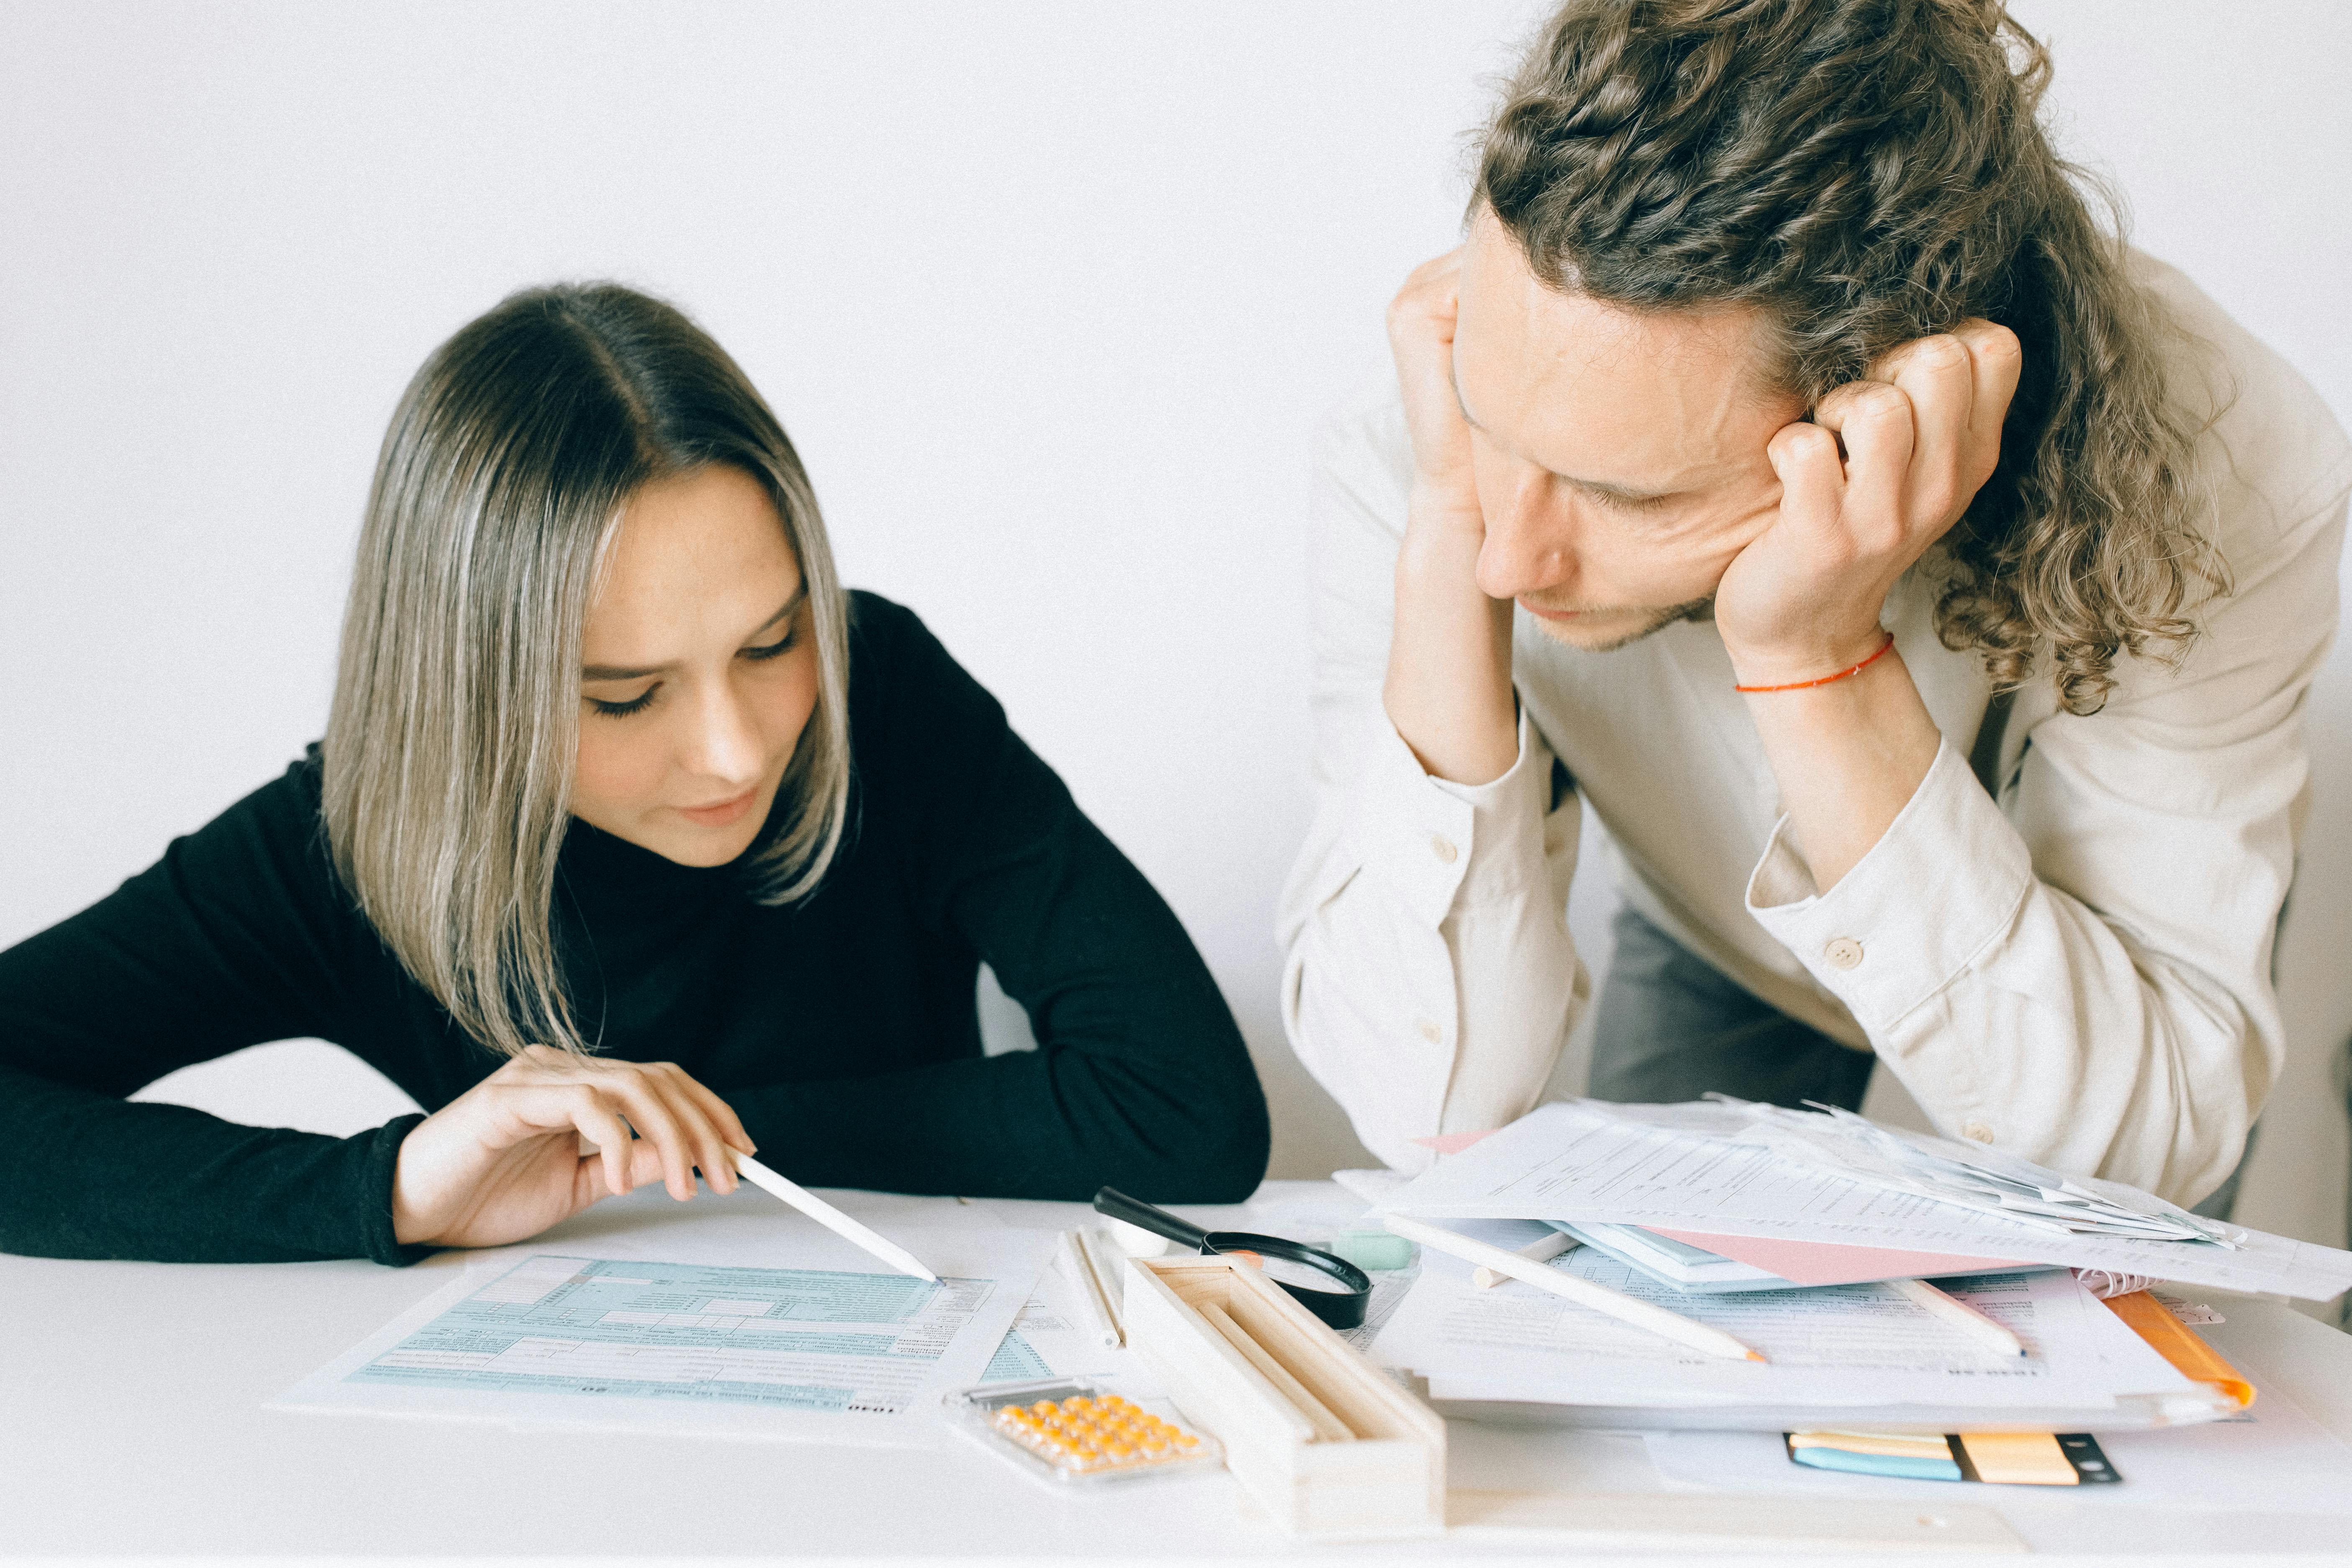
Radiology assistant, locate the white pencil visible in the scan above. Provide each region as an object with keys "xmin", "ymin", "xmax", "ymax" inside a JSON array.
[
  {"xmin": 1384, "ymin": 1214, "xmax": 1765, "ymax": 1363},
  {"xmin": 1076, "ymin": 1227, "xmax": 1128, "ymax": 1322},
  {"xmin": 1475, "ymin": 1230, "xmax": 1578, "ymax": 1288},
  {"xmin": 1888, "ymin": 1276, "xmax": 2025, "ymax": 1356},
  {"xmin": 729, "ymin": 1152, "xmax": 940, "ymax": 1283},
  {"xmin": 1059, "ymin": 1229, "xmax": 1122, "ymax": 1348}
]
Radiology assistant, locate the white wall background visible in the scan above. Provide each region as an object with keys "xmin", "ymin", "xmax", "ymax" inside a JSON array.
[{"xmin": 4, "ymin": 4, "xmax": 2348, "ymax": 1260}]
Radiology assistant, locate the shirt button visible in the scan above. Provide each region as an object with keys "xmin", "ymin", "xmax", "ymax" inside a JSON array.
[
  {"xmin": 1823, "ymin": 937, "xmax": 1865, "ymax": 971},
  {"xmin": 1961, "ymin": 1121, "xmax": 1996, "ymax": 1144},
  {"xmin": 1430, "ymin": 835, "xmax": 1459, "ymax": 865},
  {"xmin": 1417, "ymin": 1019, "xmax": 1443, "ymax": 1045}
]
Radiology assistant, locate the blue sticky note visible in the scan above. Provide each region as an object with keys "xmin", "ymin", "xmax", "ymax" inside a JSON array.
[{"xmin": 1790, "ymin": 1446, "xmax": 1964, "ymax": 1482}]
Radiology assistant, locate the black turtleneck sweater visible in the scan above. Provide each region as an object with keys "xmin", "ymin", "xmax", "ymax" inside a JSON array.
[{"xmin": 0, "ymin": 592, "xmax": 1268, "ymax": 1265}]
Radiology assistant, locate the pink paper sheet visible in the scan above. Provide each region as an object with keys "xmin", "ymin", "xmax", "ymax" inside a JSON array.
[
  {"xmin": 1408, "ymin": 1129, "xmax": 1498, "ymax": 1155},
  {"xmin": 1643, "ymin": 1227, "xmax": 2038, "ymax": 1286}
]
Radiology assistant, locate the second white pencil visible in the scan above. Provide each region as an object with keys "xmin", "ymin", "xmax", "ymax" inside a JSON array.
[
  {"xmin": 1474, "ymin": 1229, "xmax": 1578, "ymax": 1288},
  {"xmin": 1384, "ymin": 1214, "xmax": 1767, "ymax": 1363},
  {"xmin": 1888, "ymin": 1276, "xmax": 2026, "ymax": 1357},
  {"xmin": 1058, "ymin": 1228, "xmax": 1122, "ymax": 1349}
]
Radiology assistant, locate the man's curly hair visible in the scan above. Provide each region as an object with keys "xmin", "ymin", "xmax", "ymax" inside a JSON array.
[{"xmin": 1479, "ymin": 0, "xmax": 2223, "ymax": 714}]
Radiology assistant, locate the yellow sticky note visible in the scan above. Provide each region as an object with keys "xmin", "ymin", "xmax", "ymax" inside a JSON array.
[
  {"xmin": 1958, "ymin": 1432, "xmax": 2077, "ymax": 1485},
  {"xmin": 1790, "ymin": 1432, "xmax": 1954, "ymax": 1460}
]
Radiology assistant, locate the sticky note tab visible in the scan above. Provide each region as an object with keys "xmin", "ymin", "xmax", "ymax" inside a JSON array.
[
  {"xmin": 1791, "ymin": 1431, "xmax": 1955, "ymax": 1460},
  {"xmin": 1789, "ymin": 1445, "xmax": 1963, "ymax": 1482},
  {"xmin": 1957, "ymin": 1432, "xmax": 2077, "ymax": 1485}
]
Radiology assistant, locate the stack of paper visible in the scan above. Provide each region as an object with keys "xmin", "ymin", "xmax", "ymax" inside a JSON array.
[
  {"xmin": 1733, "ymin": 1101, "xmax": 2236, "ymax": 1245},
  {"xmin": 1377, "ymin": 1100, "xmax": 2352, "ymax": 1301},
  {"xmin": 1371, "ymin": 1219, "xmax": 2238, "ymax": 1433},
  {"xmin": 1363, "ymin": 1099, "xmax": 2352, "ymax": 1432},
  {"xmin": 1554, "ymin": 1221, "xmax": 2044, "ymax": 1293},
  {"xmin": 1556, "ymin": 1222, "xmax": 1801, "ymax": 1291}
]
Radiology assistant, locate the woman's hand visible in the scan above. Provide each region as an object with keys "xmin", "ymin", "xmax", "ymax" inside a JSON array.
[
  {"xmin": 390, "ymin": 1046, "xmax": 754, "ymax": 1249},
  {"xmin": 1714, "ymin": 320, "xmax": 2021, "ymax": 686},
  {"xmin": 1382, "ymin": 247, "xmax": 1519, "ymax": 785}
]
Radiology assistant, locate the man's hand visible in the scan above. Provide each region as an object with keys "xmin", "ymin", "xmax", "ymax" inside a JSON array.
[
  {"xmin": 1383, "ymin": 248, "xmax": 1520, "ymax": 785},
  {"xmin": 1723, "ymin": 321, "xmax": 2022, "ymax": 892},
  {"xmin": 1387, "ymin": 248, "xmax": 1480, "ymax": 511},
  {"xmin": 1715, "ymin": 320, "xmax": 2021, "ymax": 686},
  {"xmin": 390, "ymin": 1046, "xmax": 754, "ymax": 1250}
]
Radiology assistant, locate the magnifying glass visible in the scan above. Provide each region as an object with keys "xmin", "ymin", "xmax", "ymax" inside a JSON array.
[{"xmin": 1092, "ymin": 1187, "xmax": 1373, "ymax": 1330}]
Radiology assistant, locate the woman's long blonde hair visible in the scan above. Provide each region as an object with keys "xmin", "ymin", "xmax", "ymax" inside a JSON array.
[{"xmin": 323, "ymin": 283, "xmax": 852, "ymax": 1059}]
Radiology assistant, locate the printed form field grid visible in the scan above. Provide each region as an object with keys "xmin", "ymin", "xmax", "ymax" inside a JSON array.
[{"xmin": 344, "ymin": 1255, "xmax": 1000, "ymax": 1417}]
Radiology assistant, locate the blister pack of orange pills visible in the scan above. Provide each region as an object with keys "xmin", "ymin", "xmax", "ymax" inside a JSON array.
[{"xmin": 943, "ymin": 1378, "xmax": 1224, "ymax": 1488}]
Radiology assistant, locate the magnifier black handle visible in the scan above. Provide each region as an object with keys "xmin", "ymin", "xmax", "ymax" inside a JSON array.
[{"xmin": 1091, "ymin": 1187, "xmax": 1212, "ymax": 1252}]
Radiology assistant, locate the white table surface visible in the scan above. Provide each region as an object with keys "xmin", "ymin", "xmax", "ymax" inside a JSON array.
[{"xmin": 5, "ymin": 1180, "xmax": 2349, "ymax": 1563}]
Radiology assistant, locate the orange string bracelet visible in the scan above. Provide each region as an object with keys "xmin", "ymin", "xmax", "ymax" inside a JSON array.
[{"xmin": 1733, "ymin": 631, "xmax": 1897, "ymax": 693}]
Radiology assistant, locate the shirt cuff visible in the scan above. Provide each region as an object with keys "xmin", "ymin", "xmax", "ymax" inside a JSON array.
[
  {"xmin": 362, "ymin": 1113, "xmax": 438, "ymax": 1268},
  {"xmin": 1348, "ymin": 709, "xmax": 1551, "ymax": 928},
  {"xmin": 1745, "ymin": 739, "xmax": 2034, "ymax": 1030}
]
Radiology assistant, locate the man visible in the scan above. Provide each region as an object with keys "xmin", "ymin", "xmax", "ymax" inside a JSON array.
[{"xmin": 1278, "ymin": 0, "xmax": 2350, "ymax": 1209}]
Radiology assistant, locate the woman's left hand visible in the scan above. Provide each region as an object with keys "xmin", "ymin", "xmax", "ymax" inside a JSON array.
[{"xmin": 1714, "ymin": 320, "xmax": 2021, "ymax": 687}]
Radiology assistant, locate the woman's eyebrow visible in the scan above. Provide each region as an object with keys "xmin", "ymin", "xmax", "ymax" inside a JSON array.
[
  {"xmin": 746, "ymin": 583, "xmax": 808, "ymax": 638},
  {"xmin": 580, "ymin": 585, "xmax": 807, "ymax": 681}
]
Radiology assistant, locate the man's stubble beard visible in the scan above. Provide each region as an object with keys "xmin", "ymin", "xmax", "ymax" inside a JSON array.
[{"xmin": 1528, "ymin": 595, "xmax": 1715, "ymax": 653}]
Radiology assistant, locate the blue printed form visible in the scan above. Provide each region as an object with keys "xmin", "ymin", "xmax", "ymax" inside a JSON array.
[
  {"xmin": 276, "ymin": 1229, "xmax": 1056, "ymax": 1447},
  {"xmin": 354, "ymin": 1255, "xmax": 978, "ymax": 1411}
]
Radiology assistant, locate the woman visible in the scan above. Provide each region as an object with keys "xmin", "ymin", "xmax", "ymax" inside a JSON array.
[{"xmin": 0, "ymin": 284, "xmax": 1269, "ymax": 1265}]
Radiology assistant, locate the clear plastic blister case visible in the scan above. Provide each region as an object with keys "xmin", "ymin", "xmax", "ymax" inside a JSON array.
[{"xmin": 942, "ymin": 1377, "xmax": 1224, "ymax": 1488}]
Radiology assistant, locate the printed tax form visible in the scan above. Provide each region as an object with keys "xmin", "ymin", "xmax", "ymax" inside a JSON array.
[{"xmin": 276, "ymin": 1223, "xmax": 1055, "ymax": 1447}]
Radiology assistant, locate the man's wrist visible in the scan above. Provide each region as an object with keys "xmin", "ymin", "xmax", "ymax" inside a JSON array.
[
  {"xmin": 1732, "ymin": 631, "xmax": 1896, "ymax": 693},
  {"xmin": 1724, "ymin": 625, "xmax": 1895, "ymax": 690}
]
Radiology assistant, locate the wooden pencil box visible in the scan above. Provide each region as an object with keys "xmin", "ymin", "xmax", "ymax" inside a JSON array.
[{"xmin": 1122, "ymin": 1255, "xmax": 1445, "ymax": 1539}]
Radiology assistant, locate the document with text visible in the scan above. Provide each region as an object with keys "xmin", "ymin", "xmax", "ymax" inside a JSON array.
[
  {"xmin": 1379, "ymin": 1101, "xmax": 2352, "ymax": 1299},
  {"xmin": 276, "ymin": 1227, "xmax": 1055, "ymax": 1446},
  {"xmin": 1374, "ymin": 1228, "xmax": 2206, "ymax": 1415}
]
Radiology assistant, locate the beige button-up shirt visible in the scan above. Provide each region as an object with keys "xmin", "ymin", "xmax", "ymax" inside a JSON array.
[{"xmin": 1277, "ymin": 257, "xmax": 2352, "ymax": 1206}]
